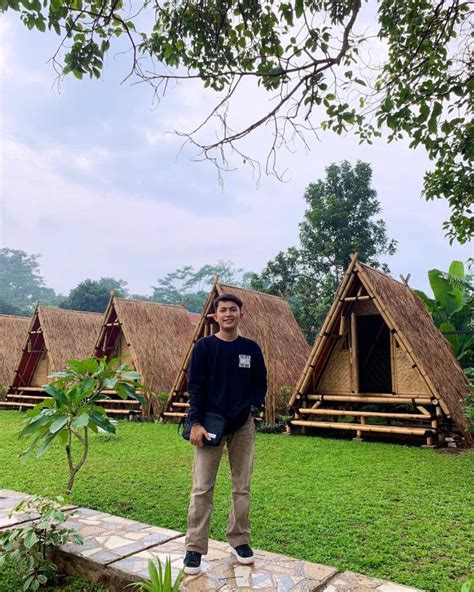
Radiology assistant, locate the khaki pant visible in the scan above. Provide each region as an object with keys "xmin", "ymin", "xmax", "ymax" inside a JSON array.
[{"xmin": 185, "ymin": 414, "xmax": 255, "ymax": 554}]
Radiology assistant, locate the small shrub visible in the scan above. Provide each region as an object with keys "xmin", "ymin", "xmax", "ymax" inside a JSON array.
[
  {"xmin": 0, "ymin": 496, "xmax": 83, "ymax": 591},
  {"xmin": 19, "ymin": 356, "xmax": 145, "ymax": 492},
  {"xmin": 256, "ymin": 420, "xmax": 287, "ymax": 434},
  {"xmin": 461, "ymin": 574, "xmax": 474, "ymax": 592},
  {"xmin": 464, "ymin": 367, "xmax": 474, "ymax": 431},
  {"xmin": 128, "ymin": 557, "xmax": 183, "ymax": 592}
]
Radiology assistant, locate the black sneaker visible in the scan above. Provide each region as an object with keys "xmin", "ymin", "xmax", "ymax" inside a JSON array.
[
  {"xmin": 231, "ymin": 543, "xmax": 254, "ymax": 565},
  {"xmin": 183, "ymin": 550, "xmax": 202, "ymax": 575}
]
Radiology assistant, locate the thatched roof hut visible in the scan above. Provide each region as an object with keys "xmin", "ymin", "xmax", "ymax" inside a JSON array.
[
  {"xmin": 289, "ymin": 255, "xmax": 470, "ymax": 446},
  {"xmin": 164, "ymin": 280, "xmax": 310, "ymax": 424},
  {"xmin": 0, "ymin": 314, "xmax": 30, "ymax": 392},
  {"xmin": 94, "ymin": 296, "xmax": 195, "ymax": 415},
  {"xmin": 9, "ymin": 306, "xmax": 103, "ymax": 390}
]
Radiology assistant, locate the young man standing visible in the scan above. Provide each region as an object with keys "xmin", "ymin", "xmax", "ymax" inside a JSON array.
[{"xmin": 183, "ymin": 293, "xmax": 267, "ymax": 575}]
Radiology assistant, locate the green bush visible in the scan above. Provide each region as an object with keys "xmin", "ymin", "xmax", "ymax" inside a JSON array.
[{"xmin": 0, "ymin": 496, "xmax": 83, "ymax": 591}]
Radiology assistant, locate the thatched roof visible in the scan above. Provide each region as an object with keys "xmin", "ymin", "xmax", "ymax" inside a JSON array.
[
  {"xmin": 169, "ymin": 281, "xmax": 310, "ymax": 406},
  {"xmin": 0, "ymin": 315, "xmax": 30, "ymax": 388},
  {"xmin": 187, "ymin": 311, "xmax": 201, "ymax": 326},
  {"xmin": 359, "ymin": 262, "xmax": 470, "ymax": 435},
  {"xmin": 95, "ymin": 297, "xmax": 195, "ymax": 394},
  {"xmin": 289, "ymin": 256, "xmax": 470, "ymax": 436},
  {"xmin": 10, "ymin": 306, "xmax": 103, "ymax": 389},
  {"xmin": 40, "ymin": 307, "xmax": 103, "ymax": 371}
]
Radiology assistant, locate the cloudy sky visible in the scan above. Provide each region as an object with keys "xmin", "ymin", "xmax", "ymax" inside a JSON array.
[{"xmin": 0, "ymin": 9, "xmax": 471, "ymax": 298}]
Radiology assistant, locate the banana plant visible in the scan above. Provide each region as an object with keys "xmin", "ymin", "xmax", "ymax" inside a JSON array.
[
  {"xmin": 415, "ymin": 260, "xmax": 473, "ymax": 367},
  {"xmin": 20, "ymin": 356, "xmax": 145, "ymax": 493}
]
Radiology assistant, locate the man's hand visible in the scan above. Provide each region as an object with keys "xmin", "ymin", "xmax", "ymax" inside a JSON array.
[{"xmin": 190, "ymin": 424, "xmax": 211, "ymax": 447}]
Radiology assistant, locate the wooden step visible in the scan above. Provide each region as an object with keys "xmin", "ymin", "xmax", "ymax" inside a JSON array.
[
  {"xmin": 172, "ymin": 402, "xmax": 190, "ymax": 408},
  {"xmin": 8, "ymin": 394, "xmax": 47, "ymax": 403},
  {"xmin": 103, "ymin": 408, "xmax": 141, "ymax": 416},
  {"xmin": 0, "ymin": 401, "xmax": 36, "ymax": 409},
  {"xmin": 305, "ymin": 395, "xmax": 434, "ymax": 405},
  {"xmin": 298, "ymin": 409, "xmax": 432, "ymax": 420},
  {"xmin": 96, "ymin": 399, "xmax": 141, "ymax": 407},
  {"xmin": 291, "ymin": 419, "xmax": 432, "ymax": 436},
  {"xmin": 162, "ymin": 411, "xmax": 187, "ymax": 418}
]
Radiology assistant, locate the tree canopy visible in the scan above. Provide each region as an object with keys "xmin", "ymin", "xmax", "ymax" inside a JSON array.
[
  {"xmin": 60, "ymin": 277, "xmax": 128, "ymax": 312},
  {"xmin": 0, "ymin": 248, "xmax": 60, "ymax": 315},
  {"xmin": 251, "ymin": 160, "xmax": 397, "ymax": 340},
  {"xmin": 152, "ymin": 261, "xmax": 252, "ymax": 312},
  {"xmin": 3, "ymin": 0, "xmax": 472, "ymax": 242}
]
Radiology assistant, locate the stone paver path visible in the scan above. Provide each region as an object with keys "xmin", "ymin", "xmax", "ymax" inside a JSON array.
[{"xmin": 0, "ymin": 490, "xmax": 424, "ymax": 591}]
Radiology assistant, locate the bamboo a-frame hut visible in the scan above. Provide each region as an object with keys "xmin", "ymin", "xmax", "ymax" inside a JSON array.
[
  {"xmin": 2, "ymin": 306, "xmax": 102, "ymax": 412},
  {"xmin": 0, "ymin": 314, "xmax": 31, "ymax": 395},
  {"xmin": 289, "ymin": 255, "xmax": 471, "ymax": 446},
  {"xmin": 94, "ymin": 296, "xmax": 195, "ymax": 417},
  {"xmin": 164, "ymin": 280, "xmax": 310, "ymax": 424}
]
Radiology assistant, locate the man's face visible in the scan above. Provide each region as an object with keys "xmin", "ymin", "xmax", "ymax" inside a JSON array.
[{"xmin": 214, "ymin": 300, "xmax": 242, "ymax": 330}]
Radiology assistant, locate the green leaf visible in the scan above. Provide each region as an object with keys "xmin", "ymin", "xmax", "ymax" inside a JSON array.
[
  {"xmin": 72, "ymin": 413, "xmax": 89, "ymax": 429},
  {"xmin": 24, "ymin": 530, "xmax": 38, "ymax": 549},
  {"xmin": 50, "ymin": 416, "xmax": 68, "ymax": 433},
  {"xmin": 42, "ymin": 384, "xmax": 67, "ymax": 406}
]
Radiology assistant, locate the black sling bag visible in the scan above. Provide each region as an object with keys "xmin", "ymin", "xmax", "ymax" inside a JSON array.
[{"xmin": 181, "ymin": 411, "xmax": 226, "ymax": 446}]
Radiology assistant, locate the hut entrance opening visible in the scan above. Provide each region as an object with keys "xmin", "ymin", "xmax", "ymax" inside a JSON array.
[{"xmin": 356, "ymin": 314, "xmax": 391, "ymax": 393}]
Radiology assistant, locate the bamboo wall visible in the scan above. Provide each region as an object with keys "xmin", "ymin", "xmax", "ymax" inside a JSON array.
[
  {"xmin": 31, "ymin": 351, "xmax": 49, "ymax": 386},
  {"xmin": 318, "ymin": 343, "xmax": 352, "ymax": 393},
  {"xmin": 394, "ymin": 345, "xmax": 429, "ymax": 394}
]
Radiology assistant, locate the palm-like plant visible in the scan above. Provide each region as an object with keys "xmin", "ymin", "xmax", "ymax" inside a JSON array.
[
  {"xmin": 20, "ymin": 356, "xmax": 145, "ymax": 492},
  {"xmin": 128, "ymin": 558, "xmax": 184, "ymax": 592},
  {"xmin": 415, "ymin": 260, "xmax": 473, "ymax": 368}
]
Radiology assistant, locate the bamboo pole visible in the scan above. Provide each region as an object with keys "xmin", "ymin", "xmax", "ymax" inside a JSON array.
[
  {"xmin": 290, "ymin": 420, "xmax": 432, "ymax": 436},
  {"xmin": 339, "ymin": 315, "xmax": 346, "ymax": 337},
  {"xmin": 343, "ymin": 296, "xmax": 372, "ymax": 302},
  {"xmin": 306, "ymin": 394, "xmax": 433, "ymax": 405},
  {"xmin": 390, "ymin": 334, "xmax": 397, "ymax": 394},
  {"xmin": 436, "ymin": 406, "xmax": 446, "ymax": 445},
  {"xmin": 351, "ymin": 312, "xmax": 359, "ymax": 393},
  {"xmin": 298, "ymin": 409, "xmax": 432, "ymax": 420},
  {"xmin": 289, "ymin": 257, "xmax": 358, "ymax": 407}
]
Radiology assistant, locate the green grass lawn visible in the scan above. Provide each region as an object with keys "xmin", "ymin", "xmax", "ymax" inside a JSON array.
[{"xmin": 0, "ymin": 411, "xmax": 473, "ymax": 592}]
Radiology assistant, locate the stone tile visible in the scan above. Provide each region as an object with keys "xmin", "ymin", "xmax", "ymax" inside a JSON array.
[
  {"xmin": 112, "ymin": 535, "xmax": 336, "ymax": 591},
  {"xmin": 322, "ymin": 571, "xmax": 424, "ymax": 591},
  {"xmin": 0, "ymin": 490, "xmax": 76, "ymax": 530},
  {"xmin": 60, "ymin": 508, "xmax": 182, "ymax": 564}
]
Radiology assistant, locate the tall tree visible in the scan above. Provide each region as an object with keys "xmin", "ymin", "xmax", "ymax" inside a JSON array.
[
  {"xmin": 3, "ymin": 0, "xmax": 471, "ymax": 242},
  {"xmin": 152, "ymin": 261, "xmax": 246, "ymax": 312},
  {"xmin": 251, "ymin": 161, "xmax": 397, "ymax": 340},
  {"xmin": 60, "ymin": 277, "xmax": 128, "ymax": 312},
  {"xmin": 0, "ymin": 248, "xmax": 59, "ymax": 315}
]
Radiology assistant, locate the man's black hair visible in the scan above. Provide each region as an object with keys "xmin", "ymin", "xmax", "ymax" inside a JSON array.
[{"xmin": 213, "ymin": 293, "xmax": 243, "ymax": 311}]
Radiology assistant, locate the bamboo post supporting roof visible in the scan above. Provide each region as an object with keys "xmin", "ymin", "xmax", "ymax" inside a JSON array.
[
  {"xmin": 10, "ymin": 306, "xmax": 103, "ymax": 389},
  {"xmin": 168, "ymin": 281, "xmax": 310, "ymax": 406},
  {"xmin": 0, "ymin": 314, "xmax": 31, "ymax": 389},
  {"xmin": 289, "ymin": 255, "xmax": 471, "ymax": 438},
  {"xmin": 95, "ymin": 296, "xmax": 195, "ymax": 394}
]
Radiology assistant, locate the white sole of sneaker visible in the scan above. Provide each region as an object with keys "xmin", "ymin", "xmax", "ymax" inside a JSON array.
[
  {"xmin": 183, "ymin": 565, "xmax": 201, "ymax": 575},
  {"xmin": 230, "ymin": 546, "xmax": 255, "ymax": 565}
]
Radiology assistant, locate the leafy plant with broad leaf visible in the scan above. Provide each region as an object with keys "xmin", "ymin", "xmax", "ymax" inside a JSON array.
[
  {"xmin": 127, "ymin": 557, "xmax": 184, "ymax": 592},
  {"xmin": 0, "ymin": 495, "xmax": 83, "ymax": 591},
  {"xmin": 19, "ymin": 356, "xmax": 145, "ymax": 492},
  {"xmin": 415, "ymin": 260, "xmax": 473, "ymax": 368}
]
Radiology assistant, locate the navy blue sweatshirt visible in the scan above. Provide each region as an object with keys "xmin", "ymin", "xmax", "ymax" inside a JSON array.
[{"xmin": 187, "ymin": 335, "xmax": 267, "ymax": 433}]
